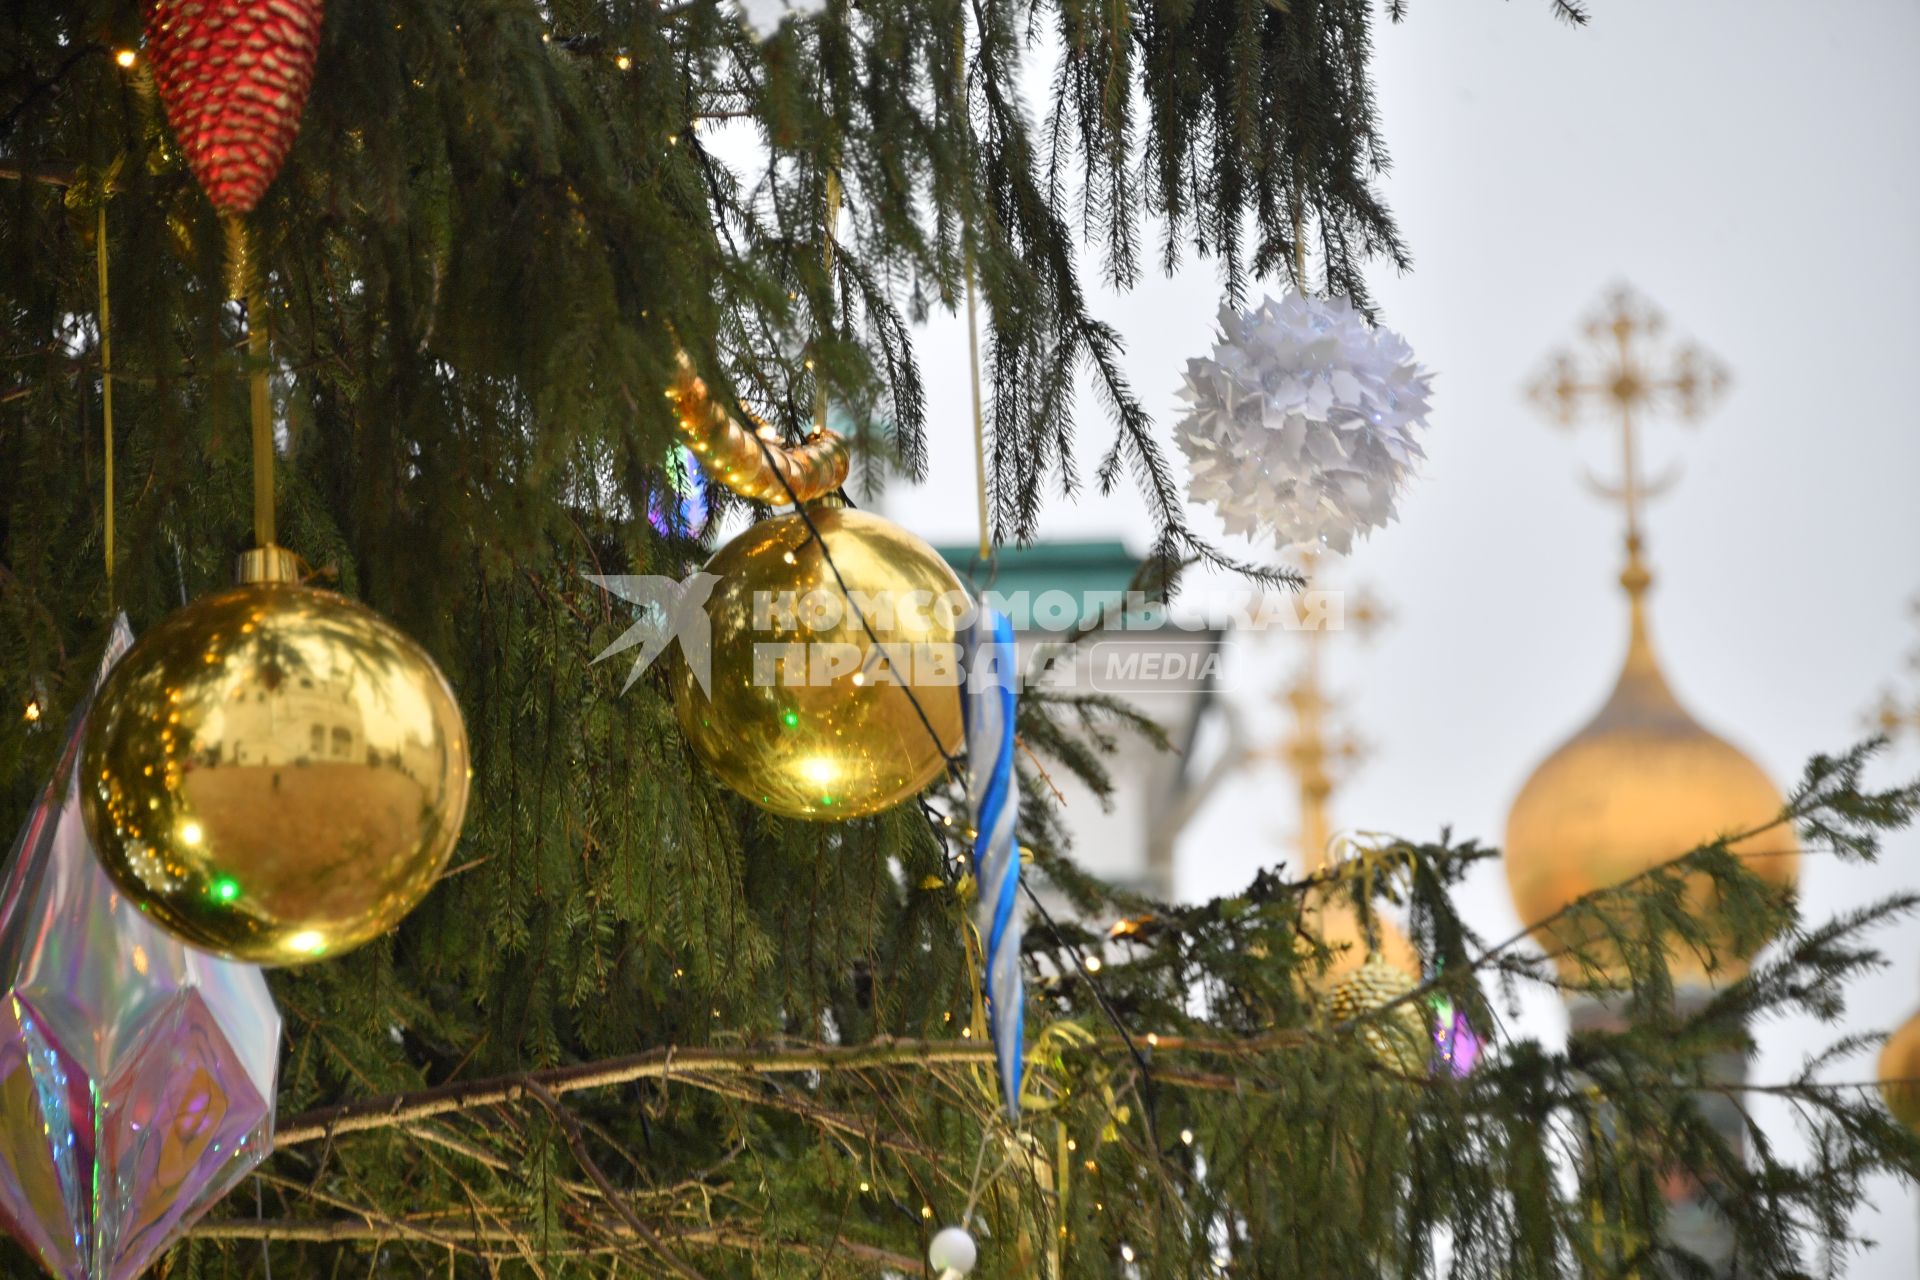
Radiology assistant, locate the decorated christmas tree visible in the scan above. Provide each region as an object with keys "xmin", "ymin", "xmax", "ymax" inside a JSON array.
[{"xmin": 1, "ymin": 1, "xmax": 1918, "ymax": 1277}]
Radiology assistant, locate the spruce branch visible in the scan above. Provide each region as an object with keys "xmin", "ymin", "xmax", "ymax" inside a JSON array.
[{"xmin": 2, "ymin": 2, "xmax": 1912, "ymax": 1275}]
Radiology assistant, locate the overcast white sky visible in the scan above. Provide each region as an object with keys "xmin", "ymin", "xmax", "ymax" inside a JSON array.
[{"xmin": 870, "ymin": 0, "xmax": 1920, "ymax": 1269}]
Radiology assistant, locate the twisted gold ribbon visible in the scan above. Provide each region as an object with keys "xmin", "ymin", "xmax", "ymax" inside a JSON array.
[
  {"xmin": 815, "ymin": 168, "xmax": 841, "ymax": 437},
  {"xmin": 957, "ymin": 20, "xmax": 990, "ymax": 564},
  {"xmin": 667, "ymin": 351, "xmax": 849, "ymax": 505},
  {"xmin": 667, "ymin": 169, "xmax": 851, "ymax": 507}
]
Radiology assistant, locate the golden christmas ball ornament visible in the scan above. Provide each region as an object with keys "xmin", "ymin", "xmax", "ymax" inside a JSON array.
[
  {"xmin": 80, "ymin": 546, "xmax": 472, "ymax": 965},
  {"xmin": 1325, "ymin": 954, "xmax": 1429, "ymax": 1075},
  {"xmin": 662, "ymin": 351, "xmax": 964, "ymax": 819},
  {"xmin": 673, "ymin": 503, "xmax": 967, "ymax": 819}
]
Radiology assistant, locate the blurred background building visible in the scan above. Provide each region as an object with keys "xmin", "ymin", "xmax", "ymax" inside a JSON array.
[{"xmin": 934, "ymin": 540, "xmax": 1227, "ymax": 901}]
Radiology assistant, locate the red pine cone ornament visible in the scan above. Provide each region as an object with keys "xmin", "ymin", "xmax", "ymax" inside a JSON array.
[{"xmin": 141, "ymin": 0, "xmax": 325, "ymax": 213}]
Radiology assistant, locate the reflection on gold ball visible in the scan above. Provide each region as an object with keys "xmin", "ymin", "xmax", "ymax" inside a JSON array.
[
  {"xmin": 673, "ymin": 506, "xmax": 966, "ymax": 819},
  {"xmin": 80, "ymin": 583, "xmax": 471, "ymax": 966}
]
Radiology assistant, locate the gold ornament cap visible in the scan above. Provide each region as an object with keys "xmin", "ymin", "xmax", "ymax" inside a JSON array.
[{"xmin": 235, "ymin": 542, "xmax": 304, "ymax": 584}]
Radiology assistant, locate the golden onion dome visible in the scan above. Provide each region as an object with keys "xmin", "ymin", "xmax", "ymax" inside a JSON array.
[
  {"xmin": 1504, "ymin": 561, "xmax": 1798, "ymax": 986},
  {"xmin": 1880, "ymin": 1006, "xmax": 1920, "ymax": 1132}
]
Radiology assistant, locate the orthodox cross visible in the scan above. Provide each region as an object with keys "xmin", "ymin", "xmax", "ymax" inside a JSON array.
[
  {"xmin": 1867, "ymin": 595, "xmax": 1920, "ymax": 745},
  {"xmin": 1257, "ymin": 549, "xmax": 1388, "ymax": 869},
  {"xmin": 1526, "ymin": 284, "xmax": 1730, "ymax": 584}
]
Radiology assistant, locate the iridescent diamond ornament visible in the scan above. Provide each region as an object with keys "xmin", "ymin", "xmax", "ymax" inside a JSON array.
[
  {"xmin": 0, "ymin": 618, "xmax": 281, "ymax": 1279},
  {"xmin": 1431, "ymin": 993, "xmax": 1482, "ymax": 1079}
]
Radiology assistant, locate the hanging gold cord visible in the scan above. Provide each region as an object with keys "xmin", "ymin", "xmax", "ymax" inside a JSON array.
[
  {"xmin": 1291, "ymin": 194, "xmax": 1307, "ymax": 288},
  {"xmin": 964, "ymin": 250, "xmax": 989, "ymax": 562},
  {"xmin": 815, "ymin": 167, "xmax": 842, "ymax": 438},
  {"xmin": 223, "ymin": 214, "xmax": 275, "ymax": 551},
  {"xmin": 96, "ymin": 202, "xmax": 114, "ymax": 605},
  {"xmin": 958, "ymin": 21, "xmax": 991, "ymax": 563}
]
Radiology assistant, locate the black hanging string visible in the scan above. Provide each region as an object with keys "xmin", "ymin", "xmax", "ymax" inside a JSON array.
[
  {"xmin": 735, "ymin": 419, "xmax": 1164, "ymax": 1133},
  {"xmin": 913, "ymin": 795, "xmax": 1160, "ymax": 1118}
]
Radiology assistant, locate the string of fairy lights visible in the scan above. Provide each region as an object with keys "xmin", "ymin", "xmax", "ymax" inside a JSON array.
[{"xmin": 51, "ymin": 27, "xmax": 1318, "ymax": 1271}]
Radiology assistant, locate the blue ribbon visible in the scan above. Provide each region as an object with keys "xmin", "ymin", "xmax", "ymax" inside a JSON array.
[{"xmin": 963, "ymin": 607, "xmax": 1024, "ymax": 1120}]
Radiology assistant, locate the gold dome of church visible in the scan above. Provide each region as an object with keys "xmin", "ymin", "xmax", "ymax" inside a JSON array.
[
  {"xmin": 1878, "ymin": 1005, "xmax": 1920, "ymax": 1132},
  {"xmin": 1509, "ymin": 284, "xmax": 1798, "ymax": 988},
  {"xmin": 1504, "ymin": 556, "xmax": 1797, "ymax": 985}
]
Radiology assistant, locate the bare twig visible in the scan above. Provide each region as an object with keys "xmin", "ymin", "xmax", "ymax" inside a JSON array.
[
  {"xmin": 273, "ymin": 1038, "xmax": 999, "ymax": 1148},
  {"xmin": 523, "ymin": 1078, "xmax": 713, "ymax": 1280},
  {"xmin": 189, "ymin": 1217, "xmax": 920, "ymax": 1270},
  {"xmin": 0, "ymin": 157, "xmax": 81, "ymax": 188}
]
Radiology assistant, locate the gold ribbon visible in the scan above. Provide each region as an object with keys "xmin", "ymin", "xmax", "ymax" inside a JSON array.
[
  {"xmin": 956, "ymin": 19, "xmax": 991, "ymax": 564},
  {"xmin": 815, "ymin": 168, "xmax": 841, "ymax": 437},
  {"xmin": 223, "ymin": 213, "xmax": 276, "ymax": 551},
  {"xmin": 964, "ymin": 255, "xmax": 988, "ymax": 563},
  {"xmin": 96, "ymin": 203, "xmax": 115, "ymax": 603}
]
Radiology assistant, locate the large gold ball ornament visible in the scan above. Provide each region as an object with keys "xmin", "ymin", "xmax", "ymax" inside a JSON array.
[
  {"xmin": 672, "ymin": 505, "xmax": 966, "ymax": 819},
  {"xmin": 80, "ymin": 567, "xmax": 471, "ymax": 965}
]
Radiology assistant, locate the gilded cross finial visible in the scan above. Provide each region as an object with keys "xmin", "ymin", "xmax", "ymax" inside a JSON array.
[
  {"xmin": 1254, "ymin": 549, "xmax": 1384, "ymax": 869},
  {"xmin": 1344, "ymin": 587, "xmax": 1392, "ymax": 637},
  {"xmin": 1526, "ymin": 284, "xmax": 1731, "ymax": 595},
  {"xmin": 1864, "ymin": 594, "xmax": 1920, "ymax": 744}
]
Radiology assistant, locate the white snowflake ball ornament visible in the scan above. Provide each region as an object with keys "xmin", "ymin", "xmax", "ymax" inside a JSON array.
[
  {"xmin": 735, "ymin": 0, "xmax": 828, "ymax": 39},
  {"xmin": 1174, "ymin": 291, "xmax": 1433, "ymax": 555}
]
